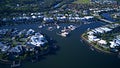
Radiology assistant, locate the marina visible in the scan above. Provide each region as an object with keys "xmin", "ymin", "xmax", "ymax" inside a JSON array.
[{"xmin": 0, "ymin": 21, "xmax": 120, "ymax": 68}]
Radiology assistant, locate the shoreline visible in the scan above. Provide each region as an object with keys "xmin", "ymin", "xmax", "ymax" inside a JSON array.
[
  {"xmin": 0, "ymin": 48, "xmax": 50, "ymax": 64},
  {"xmin": 81, "ymin": 33, "xmax": 115, "ymax": 54}
]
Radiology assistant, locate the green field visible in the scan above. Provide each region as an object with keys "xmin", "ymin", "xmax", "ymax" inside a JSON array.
[{"xmin": 73, "ymin": 0, "xmax": 90, "ymax": 4}]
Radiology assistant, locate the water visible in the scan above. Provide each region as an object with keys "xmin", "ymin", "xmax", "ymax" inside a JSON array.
[
  {"xmin": 0, "ymin": 22, "xmax": 120, "ymax": 68},
  {"xmin": 101, "ymin": 13, "xmax": 117, "ymax": 22}
]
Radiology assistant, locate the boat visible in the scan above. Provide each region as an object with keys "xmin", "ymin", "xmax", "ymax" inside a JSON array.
[
  {"xmin": 57, "ymin": 31, "xmax": 69, "ymax": 37},
  {"xmin": 90, "ymin": 46, "xmax": 94, "ymax": 51},
  {"xmin": 38, "ymin": 25, "xmax": 43, "ymax": 28},
  {"xmin": 47, "ymin": 27, "xmax": 54, "ymax": 31},
  {"xmin": 56, "ymin": 25, "xmax": 60, "ymax": 29},
  {"xmin": 68, "ymin": 25, "xmax": 76, "ymax": 31}
]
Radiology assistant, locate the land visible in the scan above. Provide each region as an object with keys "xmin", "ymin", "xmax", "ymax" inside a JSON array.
[
  {"xmin": 73, "ymin": 0, "xmax": 90, "ymax": 4},
  {"xmin": 0, "ymin": 0, "xmax": 120, "ymax": 67},
  {"xmin": 0, "ymin": 28, "xmax": 58, "ymax": 67},
  {"xmin": 82, "ymin": 23, "xmax": 120, "ymax": 53}
]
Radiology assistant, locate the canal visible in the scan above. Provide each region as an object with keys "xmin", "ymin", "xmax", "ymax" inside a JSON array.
[{"xmin": 0, "ymin": 21, "xmax": 120, "ymax": 68}]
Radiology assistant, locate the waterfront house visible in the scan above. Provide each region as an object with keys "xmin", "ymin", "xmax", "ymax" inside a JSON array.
[
  {"xmin": 43, "ymin": 17, "xmax": 54, "ymax": 23},
  {"xmin": 0, "ymin": 42, "xmax": 10, "ymax": 53},
  {"xmin": 98, "ymin": 39, "xmax": 107, "ymax": 45},
  {"xmin": 57, "ymin": 16, "xmax": 67, "ymax": 22},
  {"xmin": 95, "ymin": 28, "xmax": 104, "ymax": 33},
  {"xmin": 110, "ymin": 41, "xmax": 118, "ymax": 48},
  {"xmin": 26, "ymin": 29, "xmax": 35, "ymax": 36},
  {"xmin": 9, "ymin": 45, "xmax": 23, "ymax": 53},
  {"xmin": 30, "ymin": 33, "xmax": 48, "ymax": 47},
  {"xmin": 84, "ymin": 16, "xmax": 94, "ymax": 20},
  {"xmin": 88, "ymin": 35, "xmax": 97, "ymax": 42},
  {"xmin": 115, "ymin": 39, "xmax": 120, "ymax": 46},
  {"xmin": 87, "ymin": 31, "xmax": 95, "ymax": 35},
  {"xmin": 100, "ymin": 27, "xmax": 112, "ymax": 32}
]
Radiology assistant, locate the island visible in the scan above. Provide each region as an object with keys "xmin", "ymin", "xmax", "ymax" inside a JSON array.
[{"xmin": 0, "ymin": 28, "xmax": 52, "ymax": 67}]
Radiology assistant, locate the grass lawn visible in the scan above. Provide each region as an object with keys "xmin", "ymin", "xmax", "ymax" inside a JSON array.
[{"xmin": 73, "ymin": 0, "xmax": 90, "ymax": 4}]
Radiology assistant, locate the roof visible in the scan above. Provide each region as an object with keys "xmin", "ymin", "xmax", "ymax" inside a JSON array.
[
  {"xmin": 30, "ymin": 33, "xmax": 47, "ymax": 47},
  {"xmin": 84, "ymin": 16, "xmax": 94, "ymax": 19},
  {"xmin": 9, "ymin": 45, "xmax": 23, "ymax": 53},
  {"xmin": 98, "ymin": 40, "xmax": 107, "ymax": 45},
  {"xmin": 110, "ymin": 41, "xmax": 116, "ymax": 48}
]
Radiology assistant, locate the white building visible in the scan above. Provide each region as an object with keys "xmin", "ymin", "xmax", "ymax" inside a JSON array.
[
  {"xmin": 88, "ymin": 35, "xmax": 97, "ymax": 42},
  {"xmin": 30, "ymin": 33, "xmax": 48, "ymax": 47},
  {"xmin": 98, "ymin": 40, "xmax": 107, "ymax": 45},
  {"xmin": 26, "ymin": 29, "xmax": 35, "ymax": 35}
]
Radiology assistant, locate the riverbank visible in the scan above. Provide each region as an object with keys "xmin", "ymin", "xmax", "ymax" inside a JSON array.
[{"xmin": 81, "ymin": 33, "xmax": 113, "ymax": 54}]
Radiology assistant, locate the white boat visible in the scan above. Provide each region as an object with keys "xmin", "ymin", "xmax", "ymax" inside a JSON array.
[
  {"xmin": 57, "ymin": 25, "xmax": 60, "ymax": 29},
  {"xmin": 68, "ymin": 25, "xmax": 76, "ymax": 31},
  {"xmin": 48, "ymin": 27, "xmax": 53, "ymax": 31},
  {"xmin": 57, "ymin": 32, "xmax": 69, "ymax": 37},
  {"xmin": 38, "ymin": 25, "xmax": 43, "ymax": 28}
]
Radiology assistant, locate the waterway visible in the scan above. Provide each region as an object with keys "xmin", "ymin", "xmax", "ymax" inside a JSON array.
[
  {"xmin": 101, "ymin": 13, "xmax": 117, "ymax": 22},
  {"xmin": 0, "ymin": 21, "xmax": 120, "ymax": 68}
]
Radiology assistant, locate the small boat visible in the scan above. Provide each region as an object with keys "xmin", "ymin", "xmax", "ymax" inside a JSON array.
[
  {"xmin": 87, "ymin": 28, "xmax": 90, "ymax": 31},
  {"xmin": 48, "ymin": 27, "xmax": 53, "ymax": 31},
  {"xmin": 90, "ymin": 46, "xmax": 94, "ymax": 51},
  {"xmin": 57, "ymin": 32, "xmax": 69, "ymax": 37},
  {"xmin": 57, "ymin": 25, "xmax": 60, "ymax": 29},
  {"xmin": 38, "ymin": 25, "xmax": 43, "ymax": 28},
  {"xmin": 69, "ymin": 25, "xmax": 76, "ymax": 30}
]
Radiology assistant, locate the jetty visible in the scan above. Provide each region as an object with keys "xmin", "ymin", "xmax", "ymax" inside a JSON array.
[{"xmin": 11, "ymin": 60, "xmax": 21, "ymax": 68}]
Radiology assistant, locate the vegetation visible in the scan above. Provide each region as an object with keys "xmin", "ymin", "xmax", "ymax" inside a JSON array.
[
  {"xmin": 0, "ymin": 29, "xmax": 51, "ymax": 63},
  {"xmin": 0, "ymin": 0, "xmax": 75, "ymax": 18},
  {"xmin": 73, "ymin": 0, "xmax": 90, "ymax": 4}
]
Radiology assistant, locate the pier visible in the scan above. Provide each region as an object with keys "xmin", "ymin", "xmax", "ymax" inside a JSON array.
[{"xmin": 11, "ymin": 60, "xmax": 21, "ymax": 68}]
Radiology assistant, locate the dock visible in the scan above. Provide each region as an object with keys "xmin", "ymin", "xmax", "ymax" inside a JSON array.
[{"xmin": 11, "ymin": 60, "xmax": 21, "ymax": 68}]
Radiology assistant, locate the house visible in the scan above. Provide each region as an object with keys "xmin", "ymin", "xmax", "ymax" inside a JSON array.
[
  {"xmin": 109, "ymin": 35, "xmax": 120, "ymax": 48},
  {"xmin": 30, "ymin": 33, "xmax": 48, "ymax": 47},
  {"xmin": 110, "ymin": 41, "xmax": 117, "ymax": 48},
  {"xmin": 8, "ymin": 45, "xmax": 23, "ymax": 53},
  {"xmin": 32, "ymin": 15, "xmax": 37, "ymax": 19},
  {"xmin": 26, "ymin": 29, "xmax": 35, "ymax": 36},
  {"xmin": 115, "ymin": 39, "xmax": 120, "ymax": 45},
  {"xmin": 57, "ymin": 16, "xmax": 66, "ymax": 22},
  {"xmin": 95, "ymin": 28, "xmax": 104, "ymax": 33},
  {"xmin": 0, "ymin": 42, "xmax": 10, "ymax": 53},
  {"xmin": 88, "ymin": 35, "xmax": 97, "ymax": 42},
  {"xmin": 93, "ymin": 38, "xmax": 100, "ymax": 42},
  {"xmin": 100, "ymin": 27, "xmax": 112, "ymax": 32},
  {"xmin": 43, "ymin": 17, "xmax": 54, "ymax": 23},
  {"xmin": 84, "ymin": 16, "xmax": 94, "ymax": 20},
  {"xmin": 98, "ymin": 40, "xmax": 107, "ymax": 45},
  {"xmin": 87, "ymin": 31, "xmax": 94, "ymax": 35}
]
